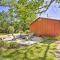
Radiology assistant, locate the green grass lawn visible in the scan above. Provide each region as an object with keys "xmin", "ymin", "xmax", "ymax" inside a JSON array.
[{"xmin": 0, "ymin": 41, "xmax": 56, "ymax": 60}]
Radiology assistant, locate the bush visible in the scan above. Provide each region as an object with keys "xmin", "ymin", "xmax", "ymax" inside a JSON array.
[
  {"xmin": 0, "ymin": 41, "xmax": 19, "ymax": 48},
  {"xmin": 0, "ymin": 41, "xmax": 5, "ymax": 47},
  {"xmin": 8, "ymin": 26, "xmax": 15, "ymax": 34},
  {"xmin": 25, "ymin": 30, "xmax": 30, "ymax": 34},
  {"xmin": 8, "ymin": 42, "xmax": 18, "ymax": 48}
]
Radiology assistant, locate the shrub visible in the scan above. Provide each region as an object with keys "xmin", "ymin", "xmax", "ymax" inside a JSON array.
[
  {"xmin": 0, "ymin": 41, "xmax": 19, "ymax": 48},
  {"xmin": 8, "ymin": 26, "xmax": 15, "ymax": 34},
  {"xmin": 0, "ymin": 41, "xmax": 5, "ymax": 47},
  {"xmin": 7, "ymin": 42, "xmax": 18, "ymax": 48},
  {"xmin": 25, "ymin": 30, "xmax": 30, "ymax": 34}
]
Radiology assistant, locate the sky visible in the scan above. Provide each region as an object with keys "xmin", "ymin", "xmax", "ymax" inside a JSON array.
[
  {"xmin": 0, "ymin": 6, "xmax": 9, "ymax": 12},
  {"xmin": 40, "ymin": 2, "xmax": 60, "ymax": 19},
  {"xmin": 0, "ymin": 2, "xmax": 60, "ymax": 20}
]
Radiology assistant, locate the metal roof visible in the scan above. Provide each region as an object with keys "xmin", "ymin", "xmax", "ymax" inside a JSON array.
[{"xmin": 30, "ymin": 17, "xmax": 60, "ymax": 25}]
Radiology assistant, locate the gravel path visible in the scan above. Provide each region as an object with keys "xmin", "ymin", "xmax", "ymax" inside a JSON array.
[{"xmin": 55, "ymin": 41, "xmax": 60, "ymax": 60}]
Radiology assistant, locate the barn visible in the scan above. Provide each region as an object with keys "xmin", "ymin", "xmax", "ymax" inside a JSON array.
[{"xmin": 30, "ymin": 17, "xmax": 60, "ymax": 36}]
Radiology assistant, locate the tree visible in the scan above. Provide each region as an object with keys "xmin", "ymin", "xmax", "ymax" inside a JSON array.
[
  {"xmin": 0, "ymin": 12, "xmax": 9, "ymax": 33},
  {"xmin": 8, "ymin": 26, "xmax": 15, "ymax": 40}
]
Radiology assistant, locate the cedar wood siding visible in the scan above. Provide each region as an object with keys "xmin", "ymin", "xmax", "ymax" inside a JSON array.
[{"xmin": 30, "ymin": 17, "xmax": 60, "ymax": 36}]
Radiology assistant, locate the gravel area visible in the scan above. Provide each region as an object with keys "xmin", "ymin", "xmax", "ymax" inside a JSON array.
[
  {"xmin": 0, "ymin": 33, "xmax": 43, "ymax": 45},
  {"xmin": 55, "ymin": 41, "xmax": 60, "ymax": 60}
]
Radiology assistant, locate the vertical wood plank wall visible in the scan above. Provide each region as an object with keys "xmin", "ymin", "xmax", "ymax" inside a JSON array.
[{"xmin": 30, "ymin": 18, "xmax": 60, "ymax": 36}]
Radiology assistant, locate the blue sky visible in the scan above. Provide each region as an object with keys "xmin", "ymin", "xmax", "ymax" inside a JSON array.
[
  {"xmin": 0, "ymin": 6, "xmax": 9, "ymax": 12},
  {"xmin": 0, "ymin": 2, "xmax": 60, "ymax": 19},
  {"xmin": 39, "ymin": 2, "xmax": 60, "ymax": 19}
]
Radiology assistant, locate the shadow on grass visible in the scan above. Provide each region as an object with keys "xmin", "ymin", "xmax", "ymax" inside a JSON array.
[
  {"xmin": 41, "ymin": 37, "xmax": 56, "ymax": 60},
  {"xmin": 41, "ymin": 44, "xmax": 50, "ymax": 60},
  {"xmin": 23, "ymin": 37, "xmax": 56, "ymax": 60}
]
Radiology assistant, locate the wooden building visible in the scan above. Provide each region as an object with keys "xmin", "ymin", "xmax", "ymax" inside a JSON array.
[{"xmin": 30, "ymin": 17, "xmax": 60, "ymax": 36}]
